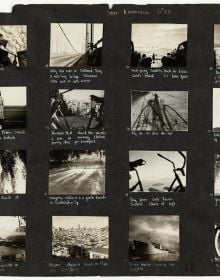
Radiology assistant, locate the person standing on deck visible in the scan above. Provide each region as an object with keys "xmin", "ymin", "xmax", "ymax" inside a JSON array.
[
  {"xmin": 148, "ymin": 94, "xmax": 166, "ymax": 130},
  {"xmin": 0, "ymin": 91, "xmax": 5, "ymax": 129}
]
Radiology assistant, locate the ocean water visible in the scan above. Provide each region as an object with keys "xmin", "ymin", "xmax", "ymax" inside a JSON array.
[{"xmin": 130, "ymin": 253, "xmax": 179, "ymax": 262}]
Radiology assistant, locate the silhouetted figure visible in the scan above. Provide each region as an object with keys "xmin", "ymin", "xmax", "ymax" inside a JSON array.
[
  {"xmin": 152, "ymin": 53, "xmax": 155, "ymax": 63},
  {"xmin": 87, "ymin": 95, "xmax": 104, "ymax": 129},
  {"xmin": 148, "ymin": 94, "xmax": 166, "ymax": 129},
  {"xmin": 131, "ymin": 41, "xmax": 134, "ymax": 52},
  {"xmin": 138, "ymin": 54, "xmax": 152, "ymax": 67}
]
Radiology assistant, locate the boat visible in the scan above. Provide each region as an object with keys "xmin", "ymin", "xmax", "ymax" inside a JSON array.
[
  {"xmin": 131, "ymin": 240, "xmax": 169, "ymax": 255},
  {"xmin": 0, "ymin": 224, "xmax": 26, "ymax": 261}
]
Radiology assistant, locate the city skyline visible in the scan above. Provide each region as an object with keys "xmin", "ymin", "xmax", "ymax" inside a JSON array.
[
  {"xmin": 52, "ymin": 216, "xmax": 109, "ymax": 229},
  {"xmin": 59, "ymin": 89, "xmax": 104, "ymax": 103}
]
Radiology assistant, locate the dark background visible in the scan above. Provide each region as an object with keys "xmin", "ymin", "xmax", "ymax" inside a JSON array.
[{"xmin": 0, "ymin": 4, "xmax": 218, "ymax": 276}]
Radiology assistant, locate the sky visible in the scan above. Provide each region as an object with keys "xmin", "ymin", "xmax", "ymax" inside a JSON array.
[
  {"xmin": 0, "ymin": 87, "xmax": 26, "ymax": 106},
  {"xmin": 213, "ymin": 88, "xmax": 220, "ymax": 129},
  {"xmin": 214, "ymin": 25, "xmax": 220, "ymax": 47},
  {"xmin": 129, "ymin": 215, "xmax": 179, "ymax": 251},
  {"xmin": 132, "ymin": 24, "xmax": 187, "ymax": 53},
  {"xmin": 129, "ymin": 150, "xmax": 186, "ymax": 185},
  {"xmin": 0, "ymin": 216, "xmax": 24, "ymax": 238},
  {"xmin": 50, "ymin": 23, "xmax": 103, "ymax": 55},
  {"xmin": 59, "ymin": 89, "xmax": 104, "ymax": 103},
  {"xmin": 53, "ymin": 216, "xmax": 109, "ymax": 229}
]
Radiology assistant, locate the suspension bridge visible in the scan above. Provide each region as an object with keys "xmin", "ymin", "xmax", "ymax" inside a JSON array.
[{"xmin": 49, "ymin": 23, "xmax": 102, "ymax": 67}]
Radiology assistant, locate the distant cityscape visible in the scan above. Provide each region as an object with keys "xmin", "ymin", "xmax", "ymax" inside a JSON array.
[
  {"xmin": 52, "ymin": 225, "xmax": 109, "ymax": 259},
  {"xmin": 64, "ymin": 99, "xmax": 91, "ymax": 117}
]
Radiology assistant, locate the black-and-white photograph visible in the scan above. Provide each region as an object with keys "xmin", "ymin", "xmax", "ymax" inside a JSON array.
[
  {"xmin": 0, "ymin": 216, "xmax": 26, "ymax": 262},
  {"xmin": 129, "ymin": 151, "xmax": 186, "ymax": 192},
  {"xmin": 131, "ymin": 91, "xmax": 188, "ymax": 132},
  {"xmin": 131, "ymin": 24, "xmax": 187, "ymax": 68},
  {"xmin": 129, "ymin": 215, "xmax": 179, "ymax": 261},
  {"xmin": 0, "ymin": 87, "xmax": 26, "ymax": 130},
  {"xmin": 49, "ymin": 23, "xmax": 103, "ymax": 67},
  {"xmin": 49, "ymin": 150, "xmax": 105, "ymax": 195},
  {"xmin": 213, "ymin": 88, "xmax": 220, "ymax": 132},
  {"xmin": 214, "ymin": 153, "xmax": 220, "ymax": 196},
  {"xmin": 0, "ymin": 150, "xmax": 26, "ymax": 194},
  {"xmin": 0, "ymin": 25, "xmax": 27, "ymax": 67},
  {"xmin": 215, "ymin": 223, "xmax": 220, "ymax": 261},
  {"xmin": 52, "ymin": 216, "xmax": 109, "ymax": 259},
  {"xmin": 51, "ymin": 89, "xmax": 104, "ymax": 130},
  {"xmin": 214, "ymin": 25, "xmax": 220, "ymax": 68}
]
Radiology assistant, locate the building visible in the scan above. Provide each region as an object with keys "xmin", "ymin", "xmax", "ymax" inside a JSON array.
[{"xmin": 88, "ymin": 247, "xmax": 109, "ymax": 259}]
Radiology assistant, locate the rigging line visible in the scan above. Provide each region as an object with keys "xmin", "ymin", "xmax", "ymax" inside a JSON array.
[{"xmin": 57, "ymin": 23, "xmax": 80, "ymax": 54}]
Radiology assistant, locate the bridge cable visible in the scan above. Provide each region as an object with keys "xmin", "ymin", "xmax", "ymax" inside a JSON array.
[{"xmin": 57, "ymin": 23, "xmax": 80, "ymax": 54}]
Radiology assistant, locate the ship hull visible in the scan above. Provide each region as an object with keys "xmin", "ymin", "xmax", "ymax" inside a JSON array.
[{"xmin": 133, "ymin": 240, "xmax": 169, "ymax": 255}]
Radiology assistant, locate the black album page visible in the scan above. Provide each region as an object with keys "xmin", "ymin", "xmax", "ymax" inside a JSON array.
[{"xmin": 0, "ymin": 3, "xmax": 219, "ymax": 276}]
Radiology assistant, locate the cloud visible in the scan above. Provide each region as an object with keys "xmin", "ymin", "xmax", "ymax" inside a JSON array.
[{"xmin": 129, "ymin": 215, "xmax": 179, "ymax": 252}]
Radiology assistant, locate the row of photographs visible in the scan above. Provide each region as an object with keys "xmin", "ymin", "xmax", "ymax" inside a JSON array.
[
  {"xmin": 2, "ymin": 87, "xmax": 220, "ymax": 132},
  {"xmin": 1, "ymin": 215, "xmax": 220, "ymax": 263},
  {"xmin": 1, "ymin": 149, "xmax": 220, "ymax": 195},
  {"xmin": 1, "ymin": 23, "xmax": 220, "ymax": 68}
]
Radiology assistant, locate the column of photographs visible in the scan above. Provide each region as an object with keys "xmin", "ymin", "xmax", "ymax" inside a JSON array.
[
  {"xmin": 0, "ymin": 24, "xmax": 27, "ymax": 263},
  {"xmin": 214, "ymin": 24, "xmax": 220, "ymax": 263},
  {"xmin": 49, "ymin": 23, "xmax": 109, "ymax": 261},
  {"xmin": 129, "ymin": 23, "xmax": 187, "ymax": 262}
]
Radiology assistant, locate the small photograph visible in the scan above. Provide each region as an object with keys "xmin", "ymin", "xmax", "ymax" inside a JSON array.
[
  {"xmin": 214, "ymin": 154, "xmax": 220, "ymax": 195},
  {"xmin": 0, "ymin": 87, "xmax": 26, "ymax": 129},
  {"xmin": 0, "ymin": 216, "xmax": 26, "ymax": 262},
  {"xmin": 51, "ymin": 89, "xmax": 104, "ymax": 130},
  {"xmin": 131, "ymin": 24, "xmax": 187, "ymax": 68},
  {"xmin": 213, "ymin": 88, "xmax": 220, "ymax": 132},
  {"xmin": 49, "ymin": 150, "xmax": 105, "ymax": 195},
  {"xmin": 215, "ymin": 224, "xmax": 220, "ymax": 261},
  {"xmin": 131, "ymin": 91, "xmax": 188, "ymax": 132},
  {"xmin": 52, "ymin": 216, "xmax": 109, "ymax": 259},
  {"xmin": 129, "ymin": 215, "xmax": 179, "ymax": 261},
  {"xmin": 214, "ymin": 25, "xmax": 220, "ymax": 68},
  {"xmin": 0, "ymin": 25, "xmax": 27, "ymax": 67},
  {"xmin": 50, "ymin": 23, "xmax": 103, "ymax": 67},
  {"xmin": 0, "ymin": 150, "xmax": 26, "ymax": 194},
  {"xmin": 129, "ymin": 151, "xmax": 186, "ymax": 192}
]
